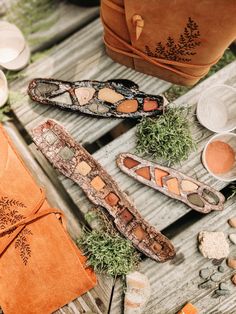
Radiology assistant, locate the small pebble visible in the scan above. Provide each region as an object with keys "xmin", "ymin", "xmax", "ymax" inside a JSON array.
[
  {"xmin": 199, "ymin": 232, "xmax": 229, "ymax": 260},
  {"xmin": 228, "ymin": 217, "xmax": 236, "ymax": 228},
  {"xmin": 227, "ymin": 258, "xmax": 236, "ymax": 270},
  {"xmin": 215, "ymin": 289, "xmax": 230, "ymax": 296},
  {"xmin": 231, "ymin": 274, "xmax": 236, "ymax": 285},
  {"xmin": 218, "ymin": 265, "xmax": 225, "ymax": 273},
  {"xmin": 212, "ymin": 258, "xmax": 224, "ymax": 266},
  {"xmin": 211, "ymin": 292, "xmax": 219, "ymax": 299},
  {"xmin": 219, "ymin": 282, "xmax": 228, "ymax": 290},
  {"xmin": 210, "ymin": 273, "xmax": 221, "ymax": 282},
  {"xmin": 229, "ymin": 234, "xmax": 236, "ymax": 245},
  {"xmin": 198, "ymin": 280, "xmax": 212, "ymax": 289},
  {"xmin": 199, "ymin": 268, "xmax": 211, "ymax": 279}
]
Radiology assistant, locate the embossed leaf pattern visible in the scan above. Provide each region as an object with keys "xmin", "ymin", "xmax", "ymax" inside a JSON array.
[
  {"xmin": 0, "ymin": 197, "xmax": 32, "ymax": 265},
  {"xmin": 145, "ymin": 17, "xmax": 201, "ymax": 62}
]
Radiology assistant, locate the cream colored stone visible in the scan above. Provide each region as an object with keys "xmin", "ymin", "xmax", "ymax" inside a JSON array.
[
  {"xmin": 98, "ymin": 87, "xmax": 124, "ymax": 103},
  {"xmin": 181, "ymin": 179, "xmax": 198, "ymax": 192},
  {"xmin": 75, "ymin": 161, "xmax": 91, "ymax": 176},
  {"xmin": 124, "ymin": 271, "xmax": 151, "ymax": 314},
  {"xmin": 75, "ymin": 87, "xmax": 95, "ymax": 105},
  {"xmin": 198, "ymin": 231, "xmax": 229, "ymax": 259}
]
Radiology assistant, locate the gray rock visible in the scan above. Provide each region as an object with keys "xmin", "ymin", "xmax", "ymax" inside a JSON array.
[
  {"xmin": 211, "ymin": 273, "xmax": 221, "ymax": 282},
  {"xmin": 215, "ymin": 289, "xmax": 230, "ymax": 296},
  {"xmin": 218, "ymin": 266, "xmax": 225, "ymax": 273},
  {"xmin": 199, "ymin": 268, "xmax": 212, "ymax": 279},
  {"xmin": 212, "ymin": 258, "xmax": 224, "ymax": 266},
  {"xmin": 219, "ymin": 282, "xmax": 228, "ymax": 290},
  {"xmin": 198, "ymin": 280, "xmax": 212, "ymax": 289}
]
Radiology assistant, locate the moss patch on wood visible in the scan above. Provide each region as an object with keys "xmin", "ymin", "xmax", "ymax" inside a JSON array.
[
  {"xmin": 78, "ymin": 208, "xmax": 141, "ymax": 277},
  {"xmin": 77, "ymin": 229, "xmax": 140, "ymax": 277},
  {"xmin": 0, "ymin": 104, "xmax": 11, "ymax": 122},
  {"xmin": 5, "ymin": 70, "xmax": 25, "ymax": 83},
  {"xmin": 136, "ymin": 107, "xmax": 196, "ymax": 165}
]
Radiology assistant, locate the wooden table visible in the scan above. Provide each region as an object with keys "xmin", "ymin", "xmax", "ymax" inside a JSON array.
[{"xmin": 2, "ymin": 1, "xmax": 236, "ymax": 313}]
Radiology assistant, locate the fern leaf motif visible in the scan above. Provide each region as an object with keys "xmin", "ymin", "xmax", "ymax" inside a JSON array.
[
  {"xmin": 0, "ymin": 196, "xmax": 32, "ymax": 265},
  {"xmin": 145, "ymin": 17, "xmax": 201, "ymax": 62}
]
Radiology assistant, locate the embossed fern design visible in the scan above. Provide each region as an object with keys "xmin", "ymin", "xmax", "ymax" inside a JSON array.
[
  {"xmin": 145, "ymin": 17, "xmax": 201, "ymax": 62},
  {"xmin": 0, "ymin": 197, "xmax": 32, "ymax": 265}
]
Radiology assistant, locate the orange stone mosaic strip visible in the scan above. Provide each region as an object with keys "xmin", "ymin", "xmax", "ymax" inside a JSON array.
[
  {"xmin": 31, "ymin": 120, "xmax": 175, "ymax": 263},
  {"xmin": 117, "ymin": 153, "xmax": 225, "ymax": 214},
  {"xmin": 28, "ymin": 78, "xmax": 164, "ymax": 119}
]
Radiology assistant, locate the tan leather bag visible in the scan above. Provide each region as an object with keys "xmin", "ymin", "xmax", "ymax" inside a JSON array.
[{"xmin": 101, "ymin": 0, "xmax": 236, "ymax": 86}]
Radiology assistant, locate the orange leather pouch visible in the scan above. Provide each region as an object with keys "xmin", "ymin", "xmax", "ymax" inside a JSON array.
[
  {"xmin": 101, "ymin": 0, "xmax": 236, "ymax": 86},
  {"xmin": 0, "ymin": 124, "xmax": 96, "ymax": 314}
]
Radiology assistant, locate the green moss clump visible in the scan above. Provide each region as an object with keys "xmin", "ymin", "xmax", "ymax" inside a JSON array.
[
  {"xmin": 0, "ymin": 104, "xmax": 11, "ymax": 122},
  {"xmin": 136, "ymin": 107, "xmax": 196, "ymax": 165},
  {"xmin": 77, "ymin": 229, "xmax": 140, "ymax": 277},
  {"xmin": 5, "ymin": 70, "xmax": 25, "ymax": 83}
]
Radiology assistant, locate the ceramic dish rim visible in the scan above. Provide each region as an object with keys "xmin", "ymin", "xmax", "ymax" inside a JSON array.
[
  {"xmin": 202, "ymin": 132, "xmax": 236, "ymax": 182},
  {"xmin": 197, "ymin": 84, "xmax": 236, "ymax": 133}
]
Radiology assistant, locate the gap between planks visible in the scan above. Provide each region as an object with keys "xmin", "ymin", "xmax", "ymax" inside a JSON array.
[{"xmin": 110, "ymin": 197, "xmax": 236, "ymax": 314}]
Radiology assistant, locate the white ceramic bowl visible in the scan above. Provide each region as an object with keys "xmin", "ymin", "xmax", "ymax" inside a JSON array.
[
  {"xmin": 0, "ymin": 28, "xmax": 25, "ymax": 64},
  {"xmin": 1, "ymin": 43, "xmax": 30, "ymax": 70},
  {"xmin": 0, "ymin": 70, "xmax": 8, "ymax": 107},
  {"xmin": 197, "ymin": 85, "xmax": 236, "ymax": 133},
  {"xmin": 202, "ymin": 133, "xmax": 236, "ymax": 182},
  {"xmin": 0, "ymin": 21, "xmax": 30, "ymax": 70}
]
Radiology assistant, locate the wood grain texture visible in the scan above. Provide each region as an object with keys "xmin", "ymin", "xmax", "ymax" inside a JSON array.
[
  {"xmin": 111, "ymin": 198, "xmax": 236, "ymax": 314},
  {"xmin": 6, "ymin": 0, "xmax": 99, "ymax": 52},
  {"xmin": 30, "ymin": 2, "xmax": 99, "ymax": 52},
  {"xmin": 10, "ymin": 18, "xmax": 171, "ymax": 145},
  {"xmin": 7, "ymin": 7, "xmax": 236, "ymax": 313},
  {"xmin": 54, "ymin": 60, "xmax": 236, "ymax": 232}
]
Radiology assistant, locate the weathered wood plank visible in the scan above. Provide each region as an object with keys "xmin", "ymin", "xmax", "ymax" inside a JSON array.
[
  {"xmin": 56, "ymin": 60, "xmax": 236, "ymax": 231},
  {"xmin": 4, "ymin": 0, "xmax": 99, "ymax": 52},
  {"xmin": 3, "ymin": 122, "xmax": 113, "ymax": 314},
  {"xmin": 27, "ymin": 59, "xmax": 236, "ymax": 313},
  {"xmin": 29, "ymin": 2, "xmax": 99, "ymax": 52},
  {"xmin": 111, "ymin": 198, "xmax": 236, "ymax": 314},
  {"xmin": 10, "ymin": 18, "xmax": 171, "ymax": 145}
]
